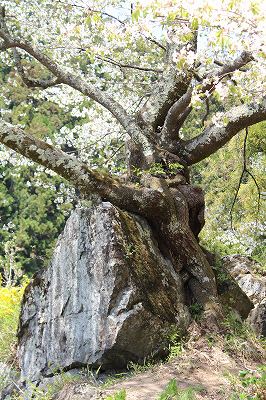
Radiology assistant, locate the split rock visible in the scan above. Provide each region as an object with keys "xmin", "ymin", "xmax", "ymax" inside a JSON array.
[{"xmin": 17, "ymin": 203, "xmax": 189, "ymax": 382}]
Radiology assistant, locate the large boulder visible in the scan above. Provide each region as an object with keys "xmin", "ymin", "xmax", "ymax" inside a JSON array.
[
  {"xmin": 17, "ymin": 203, "xmax": 189, "ymax": 382},
  {"xmin": 213, "ymin": 265, "xmax": 253, "ymax": 319},
  {"xmin": 223, "ymin": 255, "xmax": 266, "ymax": 304},
  {"xmin": 222, "ymin": 255, "xmax": 266, "ymax": 336},
  {"xmin": 248, "ymin": 299, "xmax": 266, "ymax": 337}
]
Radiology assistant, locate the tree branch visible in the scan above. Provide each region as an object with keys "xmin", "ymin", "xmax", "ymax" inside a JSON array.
[
  {"xmin": 180, "ymin": 98, "xmax": 266, "ymax": 165},
  {"xmin": 137, "ymin": 28, "xmax": 198, "ymax": 131},
  {"xmin": 213, "ymin": 51, "xmax": 254, "ymax": 76},
  {"xmin": 0, "ymin": 5, "xmax": 14, "ymax": 49},
  {"xmin": 0, "ymin": 25, "xmax": 155, "ymax": 159},
  {"xmin": 160, "ymin": 51, "xmax": 255, "ymax": 147},
  {"xmin": 54, "ymin": 0, "xmax": 126, "ymax": 24},
  {"xmin": 55, "ymin": 0, "xmax": 166, "ymax": 51},
  {"xmin": 1, "ymin": 5, "xmax": 60, "ymax": 89},
  {"xmin": 159, "ymin": 89, "xmax": 193, "ymax": 145},
  {"xmin": 137, "ymin": 70, "xmax": 191, "ymax": 131},
  {"xmin": 0, "ymin": 120, "xmax": 164, "ymax": 217},
  {"xmin": 95, "ymin": 55, "xmax": 163, "ymax": 73},
  {"xmin": 145, "ymin": 36, "xmax": 166, "ymax": 51},
  {"xmin": 160, "ymin": 51, "xmax": 255, "ymax": 146},
  {"xmin": 13, "ymin": 49, "xmax": 62, "ymax": 88}
]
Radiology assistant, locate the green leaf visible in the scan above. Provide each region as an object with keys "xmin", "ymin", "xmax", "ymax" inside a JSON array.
[
  {"xmin": 131, "ymin": 8, "xmax": 141, "ymax": 22},
  {"xmin": 191, "ymin": 18, "xmax": 198, "ymax": 30}
]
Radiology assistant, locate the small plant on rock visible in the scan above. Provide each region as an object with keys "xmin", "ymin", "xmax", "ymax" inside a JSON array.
[
  {"xmin": 188, "ymin": 302, "xmax": 204, "ymax": 322},
  {"xmin": 167, "ymin": 331, "xmax": 185, "ymax": 361}
]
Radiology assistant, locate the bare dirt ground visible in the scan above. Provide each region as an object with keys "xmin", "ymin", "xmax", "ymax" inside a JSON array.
[{"xmin": 57, "ymin": 324, "xmax": 265, "ymax": 400}]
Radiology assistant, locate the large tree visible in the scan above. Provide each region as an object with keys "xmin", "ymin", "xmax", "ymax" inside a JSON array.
[{"xmin": 0, "ymin": 0, "xmax": 265, "ymax": 320}]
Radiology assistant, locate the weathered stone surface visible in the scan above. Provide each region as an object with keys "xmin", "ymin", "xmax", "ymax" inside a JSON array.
[
  {"xmin": 0, "ymin": 363, "xmax": 15, "ymax": 389},
  {"xmin": 248, "ymin": 300, "xmax": 266, "ymax": 337},
  {"xmin": 214, "ymin": 264, "xmax": 254, "ymax": 319},
  {"xmin": 0, "ymin": 363, "xmax": 20, "ymax": 400},
  {"xmin": 56, "ymin": 382, "xmax": 99, "ymax": 400},
  {"xmin": 223, "ymin": 255, "xmax": 266, "ymax": 304},
  {"xmin": 222, "ymin": 255, "xmax": 266, "ymax": 336},
  {"xmin": 0, "ymin": 363, "xmax": 11, "ymax": 389},
  {"xmin": 17, "ymin": 203, "xmax": 190, "ymax": 382}
]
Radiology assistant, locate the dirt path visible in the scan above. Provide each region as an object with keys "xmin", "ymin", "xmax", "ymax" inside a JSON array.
[
  {"xmin": 102, "ymin": 346, "xmax": 242, "ymax": 399},
  {"xmin": 57, "ymin": 332, "xmax": 265, "ymax": 400}
]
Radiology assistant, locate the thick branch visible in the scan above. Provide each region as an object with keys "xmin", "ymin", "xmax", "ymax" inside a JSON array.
[
  {"xmin": 160, "ymin": 51, "xmax": 254, "ymax": 145},
  {"xmin": 139, "ymin": 27, "xmax": 198, "ymax": 132},
  {"xmin": 137, "ymin": 29, "xmax": 198, "ymax": 131},
  {"xmin": 159, "ymin": 89, "xmax": 193, "ymax": 145},
  {"xmin": 213, "ymin": 51, "xmax": 254, "ymax": 77},
  {"xmin": 180, "ymin": 99, "xmax": 266, "ymax": 165},
  {"xmin": 0, "ymin": 120, "xmax": 164, "ymax": 217},
  {"xmin": 137, "ymin": 69, "xmax": 191, "ymax": 131}
]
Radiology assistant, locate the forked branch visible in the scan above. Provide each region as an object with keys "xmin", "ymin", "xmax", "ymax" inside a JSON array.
[{"xmin": 160, "ymin": 51, "xmax": 255, "ymax": 144}]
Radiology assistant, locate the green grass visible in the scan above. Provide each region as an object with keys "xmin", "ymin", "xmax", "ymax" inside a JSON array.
[
  {"xmin": 104, "ymin": 389, "xmax": 126, "ymax": 400},
  {"xmin": 158, "ymin": 379, "xmax": 204, "ymax": 400},
  {"xmin": 225, "ymin": 366, "xmax": 266, "ymax": 400},
  {"xmin": 167, "ymin": 330, "xmax": 185, "ymax": 361},
  {"xmin": 103, "ymin": 380, "xmax": 205, "ymax": 400},
  {"xmin": 101, "ymin": 372, "xmax": 129, "ymax": 389},
  {"xmin": 127, "ymin": 358, "xmax": 157, "ymax": 374},
  {"xmin": 221, "ymin": 311, "xmax": 264, "ymax": 357}
]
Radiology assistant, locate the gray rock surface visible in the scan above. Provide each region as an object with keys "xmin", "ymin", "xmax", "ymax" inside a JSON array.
[
  {"xmin": 17, "ymin": 203, "xmax": 190, "ymax": 382},
  {"xmin": 223, "ymin": 255, "xmax": 266, "ymax": 304},
  {"xmin": 215, "ymin": 266, "xmax": 253, "ymax": 319},
  {"xmin": 0, "ymin": 363, "xmax": 15, "ymax": 389},
  {"xmin": 247, "ymin": 300, "xmax": 266, "ymax": 337},
  {"xmin": 56, "ymin": 382, "xmax": 99, "ymax": 400},
  {"xmin": 0, "ymin": 362, "xmax": 20, "ymax": 400},
  {"xmin": 222, "ymin": 255, "xmax": 266, "ymax": 336}
]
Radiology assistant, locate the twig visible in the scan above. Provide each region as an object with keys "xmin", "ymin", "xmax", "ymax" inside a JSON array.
[
  {"xmin": 142, "ymin": 35, "xmax": 166, "ymax": 51},
  {"xmin": 95, "ymin": 55, "xmax": 163, "ymax": 73},
  {"xmin": 106, "ymin": 142, "xmax": 125, "ymax": 164},
  {"xmin": 55, "ymin": 0, "xmax": 166, "ymax": 50},
  {"xmin": 229, "ymin": 127, "xmax": 261, "ymax": 233},
  {"xmin": 63, "ymin": 131, "xmax": 122, "ymax": 154},
  {"xmin": 131, "ymin": 92, "xmax": 152, "ymax": 112}
]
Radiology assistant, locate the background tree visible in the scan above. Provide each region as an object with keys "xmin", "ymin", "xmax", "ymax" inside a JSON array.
[
  {"xmin": 0, "ymin": 0, "xmax": 265, "ymax": 318},
  {"xmin": 198, "ymin": 123, "xmax": 265, "ymax": 266}
]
